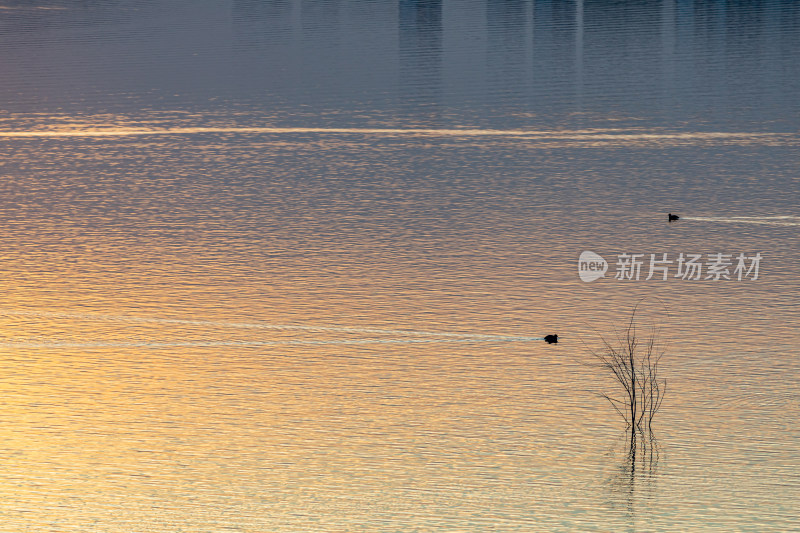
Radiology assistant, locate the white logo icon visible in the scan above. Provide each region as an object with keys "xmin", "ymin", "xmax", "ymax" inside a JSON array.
[{"xmin": 579, "ymin": 251, "xmax": 608, "ymax": 282}]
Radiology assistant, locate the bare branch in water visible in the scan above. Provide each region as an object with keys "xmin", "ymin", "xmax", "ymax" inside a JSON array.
[{"xmin": 587, "ymin": 305, "xmax": 667, "ymax": 439}]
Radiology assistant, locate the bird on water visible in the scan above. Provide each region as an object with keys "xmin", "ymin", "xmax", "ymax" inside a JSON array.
[
  {"xmin": 544, "ymin": 334, "xmax": 558, "ymax": 344},
  {"xmin": 668, "ymin": 213, "xmax": 679, "ymax": 222}
]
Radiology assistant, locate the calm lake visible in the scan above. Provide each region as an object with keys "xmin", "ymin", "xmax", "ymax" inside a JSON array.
[{"xmin": 1, "ymin": 0, "xmax": 799, "ymax": 531}]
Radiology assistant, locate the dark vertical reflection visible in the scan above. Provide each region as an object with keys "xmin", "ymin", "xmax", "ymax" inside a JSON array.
[
  {"xmin": 673, "ymin": 0, "xmax": 696, "ymax": 120},
  {"xmin": 531, "ymin": 0, "xmax": 579, "ymax": 117},
  {"xmin": 399, "ymin": 0, "xmax": 442, "ymax": 118},
  {"xmin": 660, "ymin": 0, "xmax": 676, "ymax": 114},
  {"xmin": 575, "ymin": 0, "xmax": 584, "ymax": 114},
  {"xmin": 301, "ymin": 0, "xmax": 341, "ymax": 36},
  {"xmin": 581, "ymin": 0, "xmax": 661, "ymax": 117},
  {"xmin": 230, "ymin": 0, "xmax": 297, "ymax": 105},
  {"xmin": 300, "ymin": 0, "xmax": 343, "ymax": 68},
  {"xmin": 232, "ymin": 0, "xmax": 293, "ymax": 48},
  {"xmin": 297, "ymin": 0, "xmax": 345, "ymax": 107},
  {"xmin": 759, "ymin": 0, "xmax": 782, "ymax": 110},
  {"xmin": 486, "ymin": 0, "xmax": 528, "ymax": 99}
]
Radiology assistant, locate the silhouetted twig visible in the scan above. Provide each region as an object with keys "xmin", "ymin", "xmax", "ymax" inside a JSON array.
[{"xmin": 589, "ymin": 305, "xmax": 667, "ymax": 440}]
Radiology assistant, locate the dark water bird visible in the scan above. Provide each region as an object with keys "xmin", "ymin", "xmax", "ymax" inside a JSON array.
[
  {"xmin": 668, "ymin": 213, "xmax": 679, "ymax": 222},
  {"xmin": 544, "ymin": 334, "xmax": 558, "ymax": 344}
]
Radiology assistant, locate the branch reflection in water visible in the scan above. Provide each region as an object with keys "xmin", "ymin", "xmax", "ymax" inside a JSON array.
[{"xmin": 606, "ymin": 430, "xmax": 661, "ymax": 531}]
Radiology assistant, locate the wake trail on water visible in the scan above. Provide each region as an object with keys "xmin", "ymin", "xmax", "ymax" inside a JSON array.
[
  {"xmin": 0, "ymin": 310, "xmax": 544, "ymax": 348},
  {"xmin": 0, "ymin": 337, "xmax": 539, "ymax": 349},
  {"xmin": 681, "ymin": 215, "xmax": 800, "ymax": 226}
]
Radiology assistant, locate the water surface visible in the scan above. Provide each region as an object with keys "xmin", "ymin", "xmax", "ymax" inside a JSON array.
[{"xmin": 1, "ymin": 1, "xmax": 799, "ymax": 531}]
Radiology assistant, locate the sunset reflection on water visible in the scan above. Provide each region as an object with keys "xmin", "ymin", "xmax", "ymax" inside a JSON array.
[{"xmin": 1, "ymin": 0, "xmax": 799, "ymax": 530}]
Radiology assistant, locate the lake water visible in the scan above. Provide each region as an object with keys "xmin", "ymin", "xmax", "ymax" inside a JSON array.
[{"xmin": 1, "ymin": 0, "xmax": 799, "ymax": 531}]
